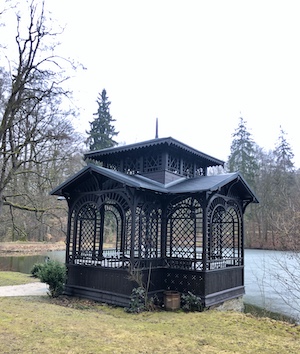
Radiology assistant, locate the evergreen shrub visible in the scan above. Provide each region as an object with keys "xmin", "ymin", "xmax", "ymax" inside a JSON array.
[
  {"xmin": 30, "ymin": 263, "xmax": 44, "ymax": 278},
  {"xmin": 31, "ymin": 260, "xmax": 66, "ymax": 297}
]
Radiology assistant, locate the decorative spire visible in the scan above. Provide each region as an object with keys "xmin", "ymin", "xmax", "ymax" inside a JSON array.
[{"xmin": 155, "ymin": 118, "xmax": 158, "ymax": 139}]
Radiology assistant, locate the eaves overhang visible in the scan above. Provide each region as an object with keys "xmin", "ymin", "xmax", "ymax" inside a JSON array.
[
  {"xmin": 50, "ymin": 164, "xmax": 258, "ymax": 204},
  {"xmin": 165, "ymin": 172, "xmax": 259, "ymax": 203},
  {"xmin": 84, "ymin": 137, "xmax": 225, "ymax": 168},
  {"xmin": 50, "ymin": 164, "xmax": 167, "ymax": 196}
]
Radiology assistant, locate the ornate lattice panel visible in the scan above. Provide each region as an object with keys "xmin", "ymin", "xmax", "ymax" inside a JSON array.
[
  {"xmin": 124, "ymin": 209, "xmax": 132, "ymax": 256},
  {"xmin": 227, "ymin": 200, "xmax": 242, "ymax": 260},
  {"xmin": 143, "ymin": 154, "xmax": 162, "ymax": 173},
  {"xmin": 195, "ymin": 163, "xmax": 205, "ymax": 176},
  {"xmin": 207, "ymin": 196, "xmax": 242, "ymax": 270},
  {"xmin": 75, "ymin": 203, "xmax": 101, "ymax": 264},
  {"xmin": 98, "ymin": 191, "xmax": 131, "ymax": 211},
  {"xmin": 164, "ymin": 270, "xmax": 204, "ymax": 294},
  {"xmin": 68, "ymin": 194, "xmax": 100, "ymax": 263},
  {"xmin": 133, "ymin": 202, "xmax": 162, "ymax": 259},
  {"xmin": 168, "ymin": 215, "xmax": 194, "ymax": 257},
  {"xmin": 182, "ymin": 160, "xmax": 194, "ymax": 178},
  {"xmin": 105, "ymin": 161, "xmax": 121, "ymax": 171},
  {"xmin": 68, "ymin": 192, "xmax": 131, "ymax": 267},
  {"xmin": 168, "ymin": 154, "xmax": 180, "ymax": 174},
  {"xmin": 123, "ymin": 157, "xmax": 141, "ymax": 175},
  {"xmin": 166, "ymin": 197, "xmax": 203, "ymax": 269}
]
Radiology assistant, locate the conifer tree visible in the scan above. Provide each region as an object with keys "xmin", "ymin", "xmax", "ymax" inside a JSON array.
[
  {"xmin": 227, "ymin": 116, "xmax": 259, "ymax": 187},
  {"xmin": 227, "ymin": 117, "xmax": 260, "ymax": 247},
  {"xmin": 264, "ymin": 127, "xmax": 299, "ymax": 250},
  {"xmin": 86, "ymin": 89, "xmax": 119, "ymax": 151},
  {"xmin": 272, "ymin": 126, "xmax": 295, "ymax": 206},
  {"xmin": 273, "ymin": 126, "xmax": 294, "ymax": 173}
]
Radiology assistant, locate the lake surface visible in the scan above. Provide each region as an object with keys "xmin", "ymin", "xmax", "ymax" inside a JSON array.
[
  {"xmin": 244, "ymin": 249, "xmax": 300, "ymax": 322},
  {"xmin": 1, "ymin": 248, "xmax": 299, "ymax": 321},
  {"xmin": 0, "ymin": 251, "xmax": 65, "ymax": 274}
]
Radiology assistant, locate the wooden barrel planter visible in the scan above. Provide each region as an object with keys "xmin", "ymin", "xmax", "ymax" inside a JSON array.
[{"xmin": 164, "ymin": 291, "xmax": 181, "ymax": 311}]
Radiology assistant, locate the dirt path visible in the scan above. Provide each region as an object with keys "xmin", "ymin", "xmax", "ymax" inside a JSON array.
[{"xmin": 0, "ymin": 282, "xmax": 49, "ymax": 297}]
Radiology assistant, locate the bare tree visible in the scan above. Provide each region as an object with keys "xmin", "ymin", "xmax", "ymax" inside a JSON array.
[{"xmin": 0, "ymin": 0, "xmax": 84, "ymax": 240}]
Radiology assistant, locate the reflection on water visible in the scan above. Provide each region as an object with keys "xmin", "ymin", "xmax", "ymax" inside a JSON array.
[{"xmin": 0, "ymin": 251, "xmax": 65, "ymax": 274}]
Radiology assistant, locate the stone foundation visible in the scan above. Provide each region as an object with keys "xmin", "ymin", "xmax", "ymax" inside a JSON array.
[{"xmin": 210, "ymin": 297, "xmax": 244, "ymax": 312}]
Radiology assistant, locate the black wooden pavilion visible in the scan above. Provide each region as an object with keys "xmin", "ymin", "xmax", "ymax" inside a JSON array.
[{"xmin": 51, "ymin": 137, "xmax": 258, "ymax": 308}]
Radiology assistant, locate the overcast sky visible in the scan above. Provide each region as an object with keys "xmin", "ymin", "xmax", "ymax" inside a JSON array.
[{"xmin": 9, "ymin": 1, "xmax": 300, "ymax": 166}]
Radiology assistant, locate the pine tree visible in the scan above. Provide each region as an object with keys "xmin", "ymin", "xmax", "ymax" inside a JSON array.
[
  {"xmin": 267, "ymin": 128, "xmax": 298, "ymax": 249},
  {"xmin": 273, "ymin": 126, "xmax": 294, "ymax": 173},
  {"xmin": 227, "ymin": 116, "xmax": 259, "ymax": 187},
  {"xmin": 227, "ymin": 117, "xmax": 260, "ymax": 247},
  {"xmin": 86, "ymin": 89, "xmax": 119, "ymax": 151},
  {"xmin": 272, "ymin": 126, "xmax": 295, "ymax": 205}
]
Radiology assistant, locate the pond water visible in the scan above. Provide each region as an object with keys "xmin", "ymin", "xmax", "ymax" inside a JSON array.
[
  {"xmin": 244, "ymin": 248, "xmax": 300, "ymax": 322},
  {"xmin": 0, "ymin": 251, "xmax": 65, "ymax": 274},
  {"xmin": 1, "ymin": 248, "xmax": 299, "ymax": 321}
]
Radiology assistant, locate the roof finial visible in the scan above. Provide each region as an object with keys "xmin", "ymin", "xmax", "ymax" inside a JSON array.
[{"xmin": 155, "ymin": 118, "xmax": 158, "ymax": 139}]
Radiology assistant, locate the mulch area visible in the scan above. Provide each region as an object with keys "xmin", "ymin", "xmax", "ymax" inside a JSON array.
[{"xmin": 0, "ymin": 242, "xmax": 66, "ymax": 256}]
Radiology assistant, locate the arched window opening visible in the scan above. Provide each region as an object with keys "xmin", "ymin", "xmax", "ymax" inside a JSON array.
[
  {"xmin": 102, "ymin": 204, "xmax": 122, "ymax": 256},
  {"xmin": 68, "ymin": 194, "xmax": 130, "ymax": 268},
  {"xmin": 208, "ymin": 198, "xmax": 242, "ymax": 270},
  {"xmin": 166, "ymin": 197, "xmax": 203, "ymax": 269},
  {"xmin": 134, "ymin": 204, "xmax": 162, "ymax": 259},
  {"xmin": 74, "ymin": 203, "xmax": 101, "ymax": 265},
  {"xmin": 210, "ymin": 205, "xmax": 226, "ymax": 260}
]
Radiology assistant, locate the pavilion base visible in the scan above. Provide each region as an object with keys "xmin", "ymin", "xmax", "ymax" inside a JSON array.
[
  {"xmin": 64, "ymin": 284, "xmax": 131, "ymax": 307},
  {"xmin": 63, "ymin": 284, "xmax": 165, "ymax": 308},
  {"xmin": 63, "ymin": 264, "xmax": 245, "ymax": 310},
  {"xmin": 212, "ymin": 296, "xmax": 244, "ymax": 313},
  {"xmin": 63, "ymin": 284, "xmax": 245, "ymax": 312},
  {"xmin": 203, "ymin": 286, "xmax": 245, "ymax": 308}
]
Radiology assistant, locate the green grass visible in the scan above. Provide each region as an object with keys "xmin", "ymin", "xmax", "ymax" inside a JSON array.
[
  {"xmin": 0, "ymin": 271, "xmax": 38, "ymax": 286},
  {"xmin": 244, "ymin": 303, "xmax": 297, "ymax": 324},
  {"xmin": 1, "ymin": 272, "xmax": 300, "ymax": 353},
  {"xmin": 0, "ymin": 296, "xmax": 299, "ymax": 354}
]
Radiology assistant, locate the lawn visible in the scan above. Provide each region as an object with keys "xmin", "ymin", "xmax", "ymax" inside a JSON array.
[
  {"xmin": 1, "ymin": 296, "xmax": 299, "ymax": 354},
  {"xmin": 0, "ymin": 271, "xmax": 38, "ymax": 286},
  {"xmin": 0, "ymin": 272, "xmax": 299, "ymax": 353}
]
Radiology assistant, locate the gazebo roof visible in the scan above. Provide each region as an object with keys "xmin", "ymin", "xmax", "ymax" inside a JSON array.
[
  {"xmin": 84, "ymin": 137, "xmax": 225, "ymax": 168},
  {"xmin": 51, "ymin": 163, "xmax": 258, "ymax": 204}
]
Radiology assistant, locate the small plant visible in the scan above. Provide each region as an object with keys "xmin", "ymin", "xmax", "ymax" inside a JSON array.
[
  {"xmin": 125, "ymin": 287, "xmax": 146, "ymax": 313},
  {"xmin": 33, "ymin": 260, "xmax": 66, "ymax": 298},
  {"xmin": 125, "ymin": 265, "xmax": 158, "ymax": 313},
  {"xmin": 181, "ymin": 291, "xmax": 203, "ymax": 312}
]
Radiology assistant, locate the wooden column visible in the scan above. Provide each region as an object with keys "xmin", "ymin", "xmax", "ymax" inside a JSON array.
[
  {"xmin": 202, "ymin": 194, "xmax": 208, "ymax": 271},
  {"xmin": 130, "ymin": 192, "xmax": 137, "ymax": 262},
  {"xmin": 161, "ymin": 199, "xmax": 168, "ymax": 258}
]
